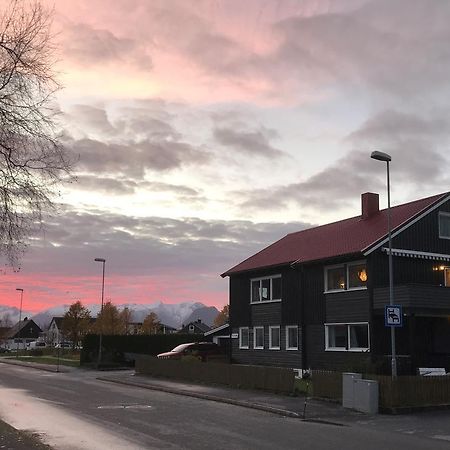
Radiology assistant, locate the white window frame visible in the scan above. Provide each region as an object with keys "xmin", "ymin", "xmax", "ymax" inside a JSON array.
[
  {"xmin": 253, "ymin": 326, "xmax": 264, "ymax": 349},
  {"xmin": 269, "ymin": 326, "xmax": 280, "ymax": 350},
  {"xmin": 324, "ymin": 261, "xmax": 368, "ymax": 293},
  {"xmin": 250, "ymin": 275, "xmax": 282, "ymax": 304},
  {"xmin": 325, "ymin": 322, "xmax": 370, "ymax": 352},
  {"xmin": 285, "ymin": 326, "xmax": 298, "ymax": 350},
  {"xmin": 444, "ymin": 267, "xmax": 450, "ymax": 287},
  {"xmin": 239, "ymin": 327, "xmax": 249, "ymax": 349},
  {"xmin": 439, "ymin": 212, "xmax": 450, "ymax": 240}
]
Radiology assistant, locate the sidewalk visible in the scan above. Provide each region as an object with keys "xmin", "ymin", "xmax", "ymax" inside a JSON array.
[{"xmin": 98, "ymin": 371, "xmax": 365, "ymax": 425}]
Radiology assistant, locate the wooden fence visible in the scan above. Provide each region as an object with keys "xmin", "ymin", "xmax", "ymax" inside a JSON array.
[
  {"xmin": 311, "ymin": 370, "xmax": 450, "ymax": 412},
  {"xmin": 135, "ymin": 355, "xmax": 295, "ymax": 394}
]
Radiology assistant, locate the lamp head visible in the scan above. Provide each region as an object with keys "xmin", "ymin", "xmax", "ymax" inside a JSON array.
[
  {"xmin": 16, "ymin": 288, "xmax": 23, "ymax": 292},
  {"xmin": 94, "ymin": 258, "xmax": 106, "ymax": 263},
  {"xmin": 370, "ymin": 151, "xmax": 392, "ymax": 162}
]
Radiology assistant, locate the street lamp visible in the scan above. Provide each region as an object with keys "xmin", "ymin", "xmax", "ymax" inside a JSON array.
[
  {"xmin": 94, "ymin": 258, "xmax": 106, "ymax": 368},
  {"xmin": 15, "ymin": 288, "xmax": 24, "ymax": 359},
  {"xmin": 370, "ymin": 150, "xmax": 397, "ymax": 377}
]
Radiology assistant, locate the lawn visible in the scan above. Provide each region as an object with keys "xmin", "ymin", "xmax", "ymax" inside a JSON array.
[{"xmin": 4, "ymin": 354, "xmax": 80, "ymax": 367}]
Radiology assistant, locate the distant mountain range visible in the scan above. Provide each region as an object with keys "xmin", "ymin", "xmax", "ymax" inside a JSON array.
[{"xmin": 0, "ymin": 302, "xmax": 219, "ymax": 330}]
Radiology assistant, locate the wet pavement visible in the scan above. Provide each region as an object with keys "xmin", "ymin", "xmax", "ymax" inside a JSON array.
[{"xmin": 1, "ymin": 358, "xmax": 450, "ymax": 447}]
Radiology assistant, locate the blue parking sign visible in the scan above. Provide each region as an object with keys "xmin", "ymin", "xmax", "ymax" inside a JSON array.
[{"xmin": 385, "ymin": 305, "xmax": 403, "ymax": 327}]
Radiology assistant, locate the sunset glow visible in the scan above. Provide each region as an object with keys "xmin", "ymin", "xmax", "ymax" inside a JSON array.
[{"xmin": 1, "ymin": 0, "xmax": 449, "ymax": 314}]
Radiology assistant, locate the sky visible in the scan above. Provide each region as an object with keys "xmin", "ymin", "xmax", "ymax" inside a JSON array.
[{"xmin": 1, "ymin": 0, "xmax": 450, "ymax": 313}]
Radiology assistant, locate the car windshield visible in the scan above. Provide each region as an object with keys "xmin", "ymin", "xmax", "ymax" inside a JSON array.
[{"xmin": 170, "ymin": 343, "xmax": 192, "ymax": 352}]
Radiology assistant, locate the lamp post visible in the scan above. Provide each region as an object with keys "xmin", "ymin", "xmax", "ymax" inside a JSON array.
[
  {"xmin": 94, "ymin": 258, "xmax": 106, "ymax": 369},
  {"xmin": 370, "ymin": 150, "xmax": 397, "ymax": 377},
  {"xmin": 15, "ymin": 288, "xmax": 23, "ymax": 359}
]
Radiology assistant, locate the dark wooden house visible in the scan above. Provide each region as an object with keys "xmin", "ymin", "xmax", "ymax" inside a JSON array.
[
  {"xmin": 2, "ymin": 319, "xmax": 42, "ymax": 350},
  {"xmin": 179, "ymin": 319, "xmax": 211, "ymax": 334},
  {"xmin": 221, "ymin": 192, "xmax": 450, "ymax": 375}
]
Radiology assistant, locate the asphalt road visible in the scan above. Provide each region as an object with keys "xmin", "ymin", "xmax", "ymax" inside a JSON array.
[{"xmin": 0, "ymin": 364, "xmax": 449, "ymax": 450}]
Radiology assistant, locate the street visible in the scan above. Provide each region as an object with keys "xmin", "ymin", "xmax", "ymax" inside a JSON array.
[{"xmin": 0, "ymin": 364, "xmax": 449, "ymax": 450}]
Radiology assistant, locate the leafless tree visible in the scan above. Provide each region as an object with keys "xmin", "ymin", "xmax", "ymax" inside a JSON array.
[{"xmin": 0, "ymin": 0, "xmax": 73, "ymax": 267}]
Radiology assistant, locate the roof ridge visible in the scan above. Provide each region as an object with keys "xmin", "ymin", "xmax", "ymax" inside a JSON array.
[{"xmin": 286, "ymin": 192, "xmax": 447, "ymax": 238}]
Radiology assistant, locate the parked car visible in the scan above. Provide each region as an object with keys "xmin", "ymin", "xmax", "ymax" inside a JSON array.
[
  {"xmin": 55, "ymin": 342, "xmax": 72, "ymax": 349},
  {"xmin": 157, "ymin": 342, "xmax": 222, "ymax": 361},
  {"xmin": 0, "ymin": 347, "xmax": 11, "ymax": 354},
  {"xmin": 27, "ymin": 341, "xmax": 47, "ymax": 350}
]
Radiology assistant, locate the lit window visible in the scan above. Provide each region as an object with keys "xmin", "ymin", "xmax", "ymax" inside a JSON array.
[
  {"xmin": 439, "ymin": 212, "xmax": 450, "ymax": 239},
  {"xmin": 250, "ymin": 275, "xmax": 282, "ymax": 303},
  {"xmin": 239, "ymin": 327, "xmax": 249, "ymax": 349},
  {"xmin": 445, "ymin": 268, "xmax": 450, "ymax": 287},
  {"xmin": 254, "ymin": 327, "xmax": 264, "ymax": 349},
  {"xmin": 269, "ymin": 326, "xmax": 280, "ymax": 350},
  {"xmin": 348, "ymin": 263, "xmax": 368, "ymax": 289},
  {"xmin": 286, "ymin": 326, "xmax": 298, "ymax": 350},
  {"xmin": 325, "ymin": 262, "xmax": 367, "ymax": 292},
  {"xmin": 325, "ymin": 323, "xmax": 370, "ymax": 351}
]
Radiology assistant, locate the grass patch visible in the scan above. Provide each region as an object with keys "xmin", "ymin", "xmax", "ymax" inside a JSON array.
[
  {"xmin": 294, "ymin": 377, "xmax": 313, "ymax": 396},
  {"xmin": 8, "ymin": 355, "xmax": 80, "ymax": 367}
]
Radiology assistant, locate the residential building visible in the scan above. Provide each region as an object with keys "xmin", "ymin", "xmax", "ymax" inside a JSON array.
[
  {"xmin": 2, "ymin": 319, "xmax": 42, "ymax": 350},
  {"xmin": 221, "ymin": 192, "xmax": 450, "ymax": 374},
  {"xmin": 179, "ymin": 319, "xmax": 211, "ymax": 334}
]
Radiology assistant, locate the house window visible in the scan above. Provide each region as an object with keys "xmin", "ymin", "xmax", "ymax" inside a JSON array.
[
  {"xmin": 439, "ymin": 212, "xmax": 450, "ymax": 239},
  {"xmin": 239, "ymin": 327, "xmax": 249, "ymax": 349},
  {"xmin": 325, "ymin": 323, "xmax": 370, "ymax": 352},
  {"xmin": 254, "ymin": 327, "xmax": 264, "ymax": 349},
  {"xmin": 269, "ymin": 326, "xmax": 280, "ymax": 350},
  {"xmin": 326, "ymin": 266, "xmax": 346, "ymax": 291},
  {"xmin": 445, "ymin": 268, "xmax": 450, "ymax": 287},
  {"xmin": 250, "ymin": 275, "xmax": 282, "ymax": 303},
  {"xmin": 325, "ymin": 261, "xmax": 367, "ymax": 292},
  {"xmin": 286, "ymin": 326, "xmax": 298, "ymax": 350}
]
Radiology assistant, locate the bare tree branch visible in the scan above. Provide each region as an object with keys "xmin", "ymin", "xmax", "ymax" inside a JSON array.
[{"xmin": 0, "ymin": 0, "xmax": 73, "ymax": 267}]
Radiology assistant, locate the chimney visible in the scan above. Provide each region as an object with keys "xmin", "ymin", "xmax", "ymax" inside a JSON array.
[{"xmin": 361, "ymin": 192, "xmax": 379, "ymax": 219}]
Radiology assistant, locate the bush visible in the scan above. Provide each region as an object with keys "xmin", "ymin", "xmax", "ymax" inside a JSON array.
[{"xmin": 80, "ymin": 333, "xmax": 208, "ymax": 366}]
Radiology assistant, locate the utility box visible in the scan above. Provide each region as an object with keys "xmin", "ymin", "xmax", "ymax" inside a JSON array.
[
  {"xmin": 342, "ymin": 372, "xmax": 362, "ymax": 409},
  {"xmin": 353, "ymin": 379, "xmax": 379, "ymax": 414}
]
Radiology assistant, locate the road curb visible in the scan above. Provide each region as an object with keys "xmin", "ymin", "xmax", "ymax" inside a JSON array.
[
  {"xmin": 0, "ymin": 358, "xmax": 67, "ymax": 373},
  {"xmin": 98, "ymin": 376, "xmax": 317, "ymax": 421}
]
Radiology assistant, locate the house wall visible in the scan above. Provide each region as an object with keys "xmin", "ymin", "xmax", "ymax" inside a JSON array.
[
  {"xmin": 227, "ymin": 197, "xmax": 450, "ymax": 373},
  {"xmin": 230, "ymin": 266, "xmax": 303, "ymax": 368},
  {"xmin": 369, "ymin": 198, "xmax": 450, "ymax": 289}
]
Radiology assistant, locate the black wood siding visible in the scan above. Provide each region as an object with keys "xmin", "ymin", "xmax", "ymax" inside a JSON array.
[
  {"xmin": 325, "ymin": 290, "xmax": 370, "ymax": 322},
  {"xmin": 373, "ymin": 284, "xmax": 450, "ymax": 314},
  {"xmin": 369, "ymin": 198, "xmax": 450, "ymax": 289}
]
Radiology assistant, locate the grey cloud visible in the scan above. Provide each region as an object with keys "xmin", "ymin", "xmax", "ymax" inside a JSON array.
[
  {"xmin": 73, "ymin": 175, "xmax": 201, "ymax": 198},
  {"xmin": 347, "ymin": 109, "xmax": 450, "ymax": 185},
  {"xmin": 272, "ymin": 0, "xmax": 450, "ymax": 99},
  {"xmin": 66, "ymin": 105, "xmax": 117, "ymax": 136},
  {"xmin": 62, "ymin": 22, "xmax": 153, "ymax": 70},
  {"xmin": 26, "ymin": 207, "xmax": 312, "ymax": 278},
  {"xmin": 68, "ymin": 137, "xmax": 209, "ymax": 177},
  {"xmin": 237, "ymin": 107, "xmax": 450, "ymax": 215},
  {"xmin": 213, "ymin": 126, "xmax": 284, "ymax": 158}
]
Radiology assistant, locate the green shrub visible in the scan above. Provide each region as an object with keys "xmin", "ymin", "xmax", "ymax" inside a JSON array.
[{"xmin": 80, "ymin": 333, "xmax": 207, "ymax": 366}]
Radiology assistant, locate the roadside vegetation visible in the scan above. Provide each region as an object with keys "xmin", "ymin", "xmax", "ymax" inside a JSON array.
[{"xmin": 2, "ymin": 348, "xmax": 80, "ymax": 367}]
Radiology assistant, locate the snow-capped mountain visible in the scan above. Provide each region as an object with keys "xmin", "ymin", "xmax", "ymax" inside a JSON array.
[{"xmin": 0, "ymin": 301, "xmax": 219, "ymax": 330}]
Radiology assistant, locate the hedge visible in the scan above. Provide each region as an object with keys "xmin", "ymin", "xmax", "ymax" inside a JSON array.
[{"xmin": 80, "ymin": 333, "xmax": 206, "ymax": 366}]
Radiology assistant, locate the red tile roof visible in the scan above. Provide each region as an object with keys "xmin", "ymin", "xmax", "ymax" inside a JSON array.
[{"xmin": 222, "ymin": 193, "xmax": 449, "ymax": 276}]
